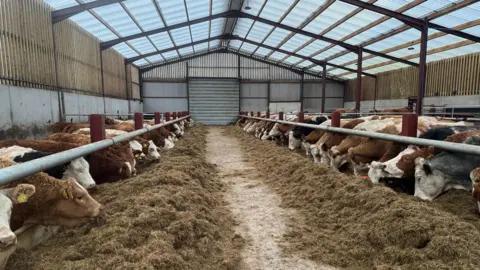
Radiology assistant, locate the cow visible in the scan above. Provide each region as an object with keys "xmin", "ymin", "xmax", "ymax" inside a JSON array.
[
  {"xmin": 0, "ymin": 140, "xmax": 132, "ymax": 183},
  {"xmin": 288, "ymin": 116, "xmax": 329, "ymax": 151},
  {"xmin": 300, "ymin": 123, "xmax": 330, "ymax": 156},
  {"xmin": 140, "ymin": 130, "xmax": 174, "ymax": 151},
  {"xmin": 372, "ymin": 107, "xmax": 412, "ymax": 113},
  {"xmin": 367, "ymin": 126, "xmax": 480, "ymax": 185},
  {"xmin": 346, "ymin": 124, "xmax": 401, "ymax": 176},
  {"xmin": 45, "ymin": 133, "xmax": 137, "ymax": 175},
  {"xmin": 329, "ymin": 118, "xmax": 400, "ymax": 171},
  {"xmin": 472, "ymin": 168, "xmax": 480, "ymax": 213},
  {"xmin": 414, "ymin": 135, "xmax": 480, "ymax": 201},
  {"xmin": 0, "ymin": 159, "xmax": 102, "ymax": 230},
  {"xmin": 0, "ymin": 146, "xmax": 96, "ymax": 189},
  {"xmin": 0, "ymin": 184, "xmax": 36, "ymax": 251},
  {"xmin": 310, "ymin": 119, "xmax": 365, "ymax": 164},
  {"xmin": 73, "ymin": 128, "xmax": 163, "ymax": 160}
]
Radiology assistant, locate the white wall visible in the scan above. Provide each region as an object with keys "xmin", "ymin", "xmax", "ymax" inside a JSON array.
[{"xmin": 0, "ymin": 84, "xmax": 136, "ymax": 139}]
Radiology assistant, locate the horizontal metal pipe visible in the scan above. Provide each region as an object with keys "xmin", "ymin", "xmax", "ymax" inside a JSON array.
[
  {"xmin": 0, "ymin": 116, "xmax": 189, "ymax": 186},
  {"xmin": 240, "ymin": 115, "xmax": 480, "ymax": 156},
  {"xmin": 64, "ymin": 114, "xmax": 135, "ymax": 117}
]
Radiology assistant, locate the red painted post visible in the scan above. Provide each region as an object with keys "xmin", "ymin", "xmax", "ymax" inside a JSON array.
[
  {"xmin": 257, "ymin": 111, "xmax": 261, "ymax": 117},
  {"xmin": 331, "ymin": 111, "xmax": 341, "ymax": 127},
  {"xmin": 402, "ymin": 114, "xmax": 418, "ymax": 137},
  {"xmin": 134, "ymin": 112, "xmax": 143, "ymax": 130},
  {"xmin": 154, "ymin": 112, "xmax": 161, "ymax": 124},
  {"xmin": 266, "ymin": 110, "xmax": 270, "ymax": 118},
  {"xmin": 279, "ymin": 111, "xmax": 284, "ymax": 120},
  {"xmin": 89, "ymin": 114, "xmax": 105, "ymax": 143},
  {"xmin": 297, "ymin": 111, "xmax": 304, "ymax": 123},
  {"xmin": 165, "ymin": 112, "xmax": 171, "ymax": 122}
]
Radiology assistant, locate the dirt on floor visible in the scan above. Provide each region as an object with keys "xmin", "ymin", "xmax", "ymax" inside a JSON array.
[
  {"xmin": 6, "ymin": 125, "xmax": 244, "ymax": 270},
  {"xmin": 224, "ymin": 125, "xmax": 480, "ymax": 270}
]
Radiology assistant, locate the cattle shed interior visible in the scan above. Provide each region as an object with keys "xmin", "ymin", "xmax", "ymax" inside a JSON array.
[{"xmin": 1, "ymin": 0, "xmax": 480, "ymax": 269}]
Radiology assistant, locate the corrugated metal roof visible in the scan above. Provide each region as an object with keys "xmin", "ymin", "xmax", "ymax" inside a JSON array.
[{"xmin": 44, "ymin": 0, "xmax": 480, "ymax": 79}]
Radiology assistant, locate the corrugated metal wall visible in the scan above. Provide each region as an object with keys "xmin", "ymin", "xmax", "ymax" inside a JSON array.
[
  {"xmin": 142, "ymin": 82, "xmax": 188, "ymax": 113},
  {"xmin": 240, "ymin": 83, "xmax": 268, "ymax": 111},
  {"xmin": 345, "ymin": 52, "xmax": 480, "ymax": 102},
  {"xmin": 141, "ymin": 52, "xmax": 344, "ymax": 114}
]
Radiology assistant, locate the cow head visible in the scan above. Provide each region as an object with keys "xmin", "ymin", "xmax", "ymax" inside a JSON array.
[
  {"xmin": 54, "ymin": 178, "xmax": 101, "ymax": 219},
  {"xmin": 162, "ymin": 137, "xmax": 175, "ymax": 151},
  {"xmin": 0, "ymin": 184, "xmax": 35, "ymax": 251},
  {"xmin": 63, "ymin": 157, "xmax": 96, "ymax": 189},
  {"xmin": 129, "ymin": 140, "xmax": 146, "ymax": 160},
  {"xmin": 288, "ymin": 130, "xmax": 302, "ymax": 150},
  {"xmin": 413, "ymin": 157, "xmax": 446, "ymax": 201},
  {"xmin": 145, "ymin": 140, "xmax": 161, "ymax": 160},
  {"xmin": 471, "ymin": 168, "xmax": 480, "ymax": 213},
  {"xmin": 329, "ymin": 147, "xmax": 348, "ymax": 171}
]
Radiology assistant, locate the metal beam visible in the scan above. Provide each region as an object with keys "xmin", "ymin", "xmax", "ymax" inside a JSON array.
[
  {"xmin": 417, "ymin": 22, "xmax": 428, "ymax": 115},
  {"xmin": 52, "ymin": 0, "xmax": 126, "ymax": 24},
  {"xmin": 321, "ymin": 63, "xmax": 327, "ymax": 113},
  {"xmin": 338, "ymin": 0, "xmax": 480, "ymax": 43},
  {"xmin": 356, "ymin": 47, "xmax": 362, "ymax": 111},
  {"xmin": 128, "ymin": 35, "xmax": 377, "ymax": 78}
]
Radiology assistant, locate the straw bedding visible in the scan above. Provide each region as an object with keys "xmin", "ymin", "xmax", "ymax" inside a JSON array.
[
  {"xmin": 7, "ymin": 125, "xmax": 243, "ymax": 270},
  {"xmin": 224, "ymin": 126, "xmax": 480, "ymax": 269}
]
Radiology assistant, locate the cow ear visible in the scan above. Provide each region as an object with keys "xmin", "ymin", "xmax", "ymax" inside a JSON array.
[{"xmin": 300, "ymin": 134, "xmax": 306, "ymax": 141}]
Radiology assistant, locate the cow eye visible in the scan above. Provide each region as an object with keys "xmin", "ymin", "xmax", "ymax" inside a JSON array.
[{"xmin": 77, "ymin": 195, "xmax": 83, "ymax": 200}]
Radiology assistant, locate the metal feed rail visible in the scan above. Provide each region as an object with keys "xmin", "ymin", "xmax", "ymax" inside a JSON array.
[
  {"xmin": 0, "ymin": 116, "xmax": 189, "ymax": 186},
  {"xmin": 240, "ymin": 115, "xmax": 480, "ymax": 156}
]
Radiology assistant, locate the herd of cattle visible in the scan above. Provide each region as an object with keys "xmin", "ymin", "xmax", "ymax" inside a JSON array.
[
  {"xmin": 237, "ymin": 110, "xmax": 480, "ymax": 212},
  {"xmin": 0, "ymin": 117, "xmax": 193, "ymax": 253}
]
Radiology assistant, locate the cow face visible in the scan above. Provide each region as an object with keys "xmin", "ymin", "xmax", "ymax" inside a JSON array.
[
  {"xmin": 129, "ymin": 140, "xmax": 146, "ymax": 160},
  {"xmin": 318, "ymin": 143, "xmax": 331, "ymax": 165},
  {"xmin": 146, "ymin": 140, "xmax": 161, "ymax": 160},
  {"xmin": 471, "ymin": 168, "xmax": 480, "ymax": 213},
  {"xmin": 288, "ymin": 130, "xmax": 302, "ymax": 150},
  {"xmin": 162, "ymin": 137, "xmax": 174, "ymax": 151},
  {"xmin": 329, "ymin": 147, "xmax": 348, "ymax": 171},
  {"xmin": 0, "ymin": 184, "xmax": 36, "ymax": 251},
  {"xmin": 63, "ymin": 157, "xmax": 96, "ymax": 189},
  {"xmin": 54, "ymin": 179, "xmax": 101, "ymax": 219},
  {"xmin": 414, "ymin": 158, "xmax": 447, "ymax": 201}
]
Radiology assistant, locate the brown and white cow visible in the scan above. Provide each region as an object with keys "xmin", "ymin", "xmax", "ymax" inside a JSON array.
[
  {"xmin": 0, "ymin": 140, "xmax": 133, "ymax": 183},
  {"xmin": 471, "ymin": 168, "xmax": 480, "ymax": 213},
  {"xmin": 329, "ymin": 118, "xmax": 400, "ymax": 171},
  {"xmin": 0, "ymin": 159, "xmax": 102, "ymax": 230},
  {"xmin": 0, "ymin": 184, "xmax": 35, "ymax": 250}
]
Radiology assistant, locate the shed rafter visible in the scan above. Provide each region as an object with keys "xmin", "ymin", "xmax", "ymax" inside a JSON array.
[{"xmin": 52, "ymin": 0, "xmax": 126, "ymax": 23}]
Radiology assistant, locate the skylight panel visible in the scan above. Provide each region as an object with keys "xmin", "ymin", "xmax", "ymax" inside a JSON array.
[
  {"xmin": 70, "ymin": 12, "xmax": 118, "ymax": 41},
  {"xmin": 92, "ymin": 3, "xmax": 141, "ymax": 36},
  {"xmin": 149, "ymin": 32, "xmax": 174, "ymax": 50},
  {"xmin": 186, "ymin": 0, "xmax": 209, "ymax": 20},
  {"xmin": 128, "ymin": 37, "xmax": 157, "ymax": 54},
  {"xmin": 123, "ymin": 0, "xmax": 164, "ymax": 31},
  {"xmin": 157, "ymin": 0, "xmax": 188, "ymax": 25}
]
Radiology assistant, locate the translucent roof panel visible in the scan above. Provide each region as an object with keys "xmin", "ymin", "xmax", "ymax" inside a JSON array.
[
  {"xmin": 112, "ymin": 42, "xmax": 139, "ymax": 58},
  {"xmin": 309, "ymin": 65, "xmax": 322, "ymax": 72},
  {"xmin": 312, "ymin": 46, "xmax": 345, "ymax": 60},
  {"xmin": 209, "ymin": 40, "xmax": 222, "ymax": 48},
  {"xmin": 157, "ymin": 0, "xmax": 187, "ymax": 25},
  {"xmin": 212, "ymin": 0, "xmax": 230, "ymax": 14},
  {"xmin": 229, "ymin": 40, "xmax": 242, "ymax": 49},
  {"xmin": 302, "ymin": 1, "xmax": 358, "ymax": 34},
  {"xmin": 178, "ymin": 46, "xmax": 194, "ymax": 56},
  {"xmin": 185, "ymin": 0, "xmax": 209, "ymax": 20},
  {"xmin": 241, "ymin": 0, "xmax": 266, "ymax": 16},
  {"xmin": 298, "ymin": 60, "xmax": 313, "ymax": 68},
  {"xmin": 170, "ymin": 26, "xmax": 192, "ymax": 46},
  {"xmin": 296, "ymin": 40, "xmax": 330, "ymax": 56},
  {"xmin": 247, "ymin": 22, "xmax": 274, "ymax": 43},
  {"xmin": 210, "ymin": 18, "xmax": 226, "ymax": 37},
  {"xmin": 263, "ymin": 28, "xmax": 291, "ymax": 47},
  {"xmin": 161, "ymin": 50, "xmax": 179, "ymax": 60},
  {"xmin": 345, "ymin": 18, "xmax": 405, "ymax": 45},
  {"xmin": 123, "ymin": 0, "xmax": 164, "ymax": 31},
  {"xmin": 233, "ymin": 18, "xmax": 255, "ymax": 38},
  {"xmin": 269, "ymin": 51, "xmax": 288, "ymax": 61},
  {"xmin": 328, "ymin": 52, "xmax": 358, "ymax": 66},
  {"xmin": 284, "ymin": 56, "xmax": 302, "ymax": 64},
  {"xmin": 70, "ymin": 12, "xmax": 117, "ymax": 41},
  {"xmin": 193, "ymin": 42, "xmax": 209, "ymax": 52},
  {"xmin": 128, "ymin": 37, "xmax": 157, "ymax": 54},
  {"xmin": 254, "ymin": 47, "xmax": 273, "ymax": 56},
  {"xmin": 146, "ymin": 55, "xmax": 164, "ymax": 63},
  {"xmin": 280, "ymin": 34, "xmax": 311, "ymax": 52},
  {"xmin": 259, "ymin": 0, "xmax": 297, "ymax": 22},
  {"xmin": 240, "ymin": 42, "xmax": 258, "ymax": 53},
  {"xmin": 133, "ymin": 59, "xmax": 149, "ymax": 66},
  {"xmin": 190, "ymin": 21, "xmax": 210, "ymax": 42},
  {"xmin": 44, "ymin": 0, "xmax": 78, "ymax": 10},
  {"xmin": 92, "ymin": 4, "xmax": 141, "ymax": 36},
  {"xmin": 281, "ymin": 0, "xmax": 327, "ymax": 28},
  {"xmin": 324, "ymin": 9, "xmax": 384, "ymax": 41},
  {"xmin": 149, "ymin": 32, "xmax": 174, "ymax": 50}
]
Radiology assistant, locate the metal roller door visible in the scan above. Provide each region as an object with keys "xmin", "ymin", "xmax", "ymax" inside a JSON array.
[{"xmin": 189, "ymin": 79, "xmax": 239, "ymax": 125}]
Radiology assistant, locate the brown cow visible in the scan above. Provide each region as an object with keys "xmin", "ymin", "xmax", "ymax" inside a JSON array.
[
  {"xmin": 0, "ymin": 159, "xmax": 101, "ymax": 230},
  {"xmin": 0, "ymin": 140, "xmax": 132, "ymax": 183},
  {"xmin": 471, "ymin": 168, "xmax": 480, "ymax": 213},
  {"xmin": 346, "ymin": 125, "xmax": 401, "ymax": 176}
]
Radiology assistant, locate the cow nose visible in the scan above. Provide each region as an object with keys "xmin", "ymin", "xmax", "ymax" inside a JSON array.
[{"xmin": 0, "ymin": 231, "xmax": 16, "ymax": 250}]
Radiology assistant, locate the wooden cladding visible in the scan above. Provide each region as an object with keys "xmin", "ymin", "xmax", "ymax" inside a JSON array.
[
  {"xmin": 345, "ymin": 52, "xmax": 480, "ymax": 102},
  {"xmin": 0, "ymin": 0, "xmax": 127, "ymax": 99}
]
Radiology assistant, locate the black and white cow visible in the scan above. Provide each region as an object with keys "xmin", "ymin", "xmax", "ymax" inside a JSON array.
[
  {"xmin": 0, "ymin": 146, "xmax": 96, "ymax": 189},
  {"xmin": 288, "ymin": 116, "xmax": 329, "ymax": 150},
  {"xmin": 414, "ymin": 135, "xmax": 480, "ymax": 201}
]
